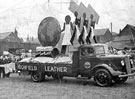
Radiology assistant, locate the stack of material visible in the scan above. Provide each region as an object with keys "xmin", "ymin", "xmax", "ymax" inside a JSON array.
[
  {"xmin": 19, "ymin": 58, "xmax": 32, "ymax": 63},
  {"xmin": 31, "ymin": 57, "xmax": 53, "ymax": 63},
  {"xmin": 50, "ymin": 55, "xmax": 72, "ymax": 64},
  {"xmin": 19, "ymin": 55, "xmax": 72, "ymax": 64}
]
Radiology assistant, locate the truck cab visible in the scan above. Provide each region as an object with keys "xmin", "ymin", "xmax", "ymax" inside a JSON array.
[{"xmin": 77, "ymin": 44, "xmax": 135, "ymax": 86}]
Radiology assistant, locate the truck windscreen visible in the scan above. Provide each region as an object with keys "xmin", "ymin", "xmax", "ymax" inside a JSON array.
[{"xmin": 95, "ymin": 45, "xmax": 109, "ymax": 55}]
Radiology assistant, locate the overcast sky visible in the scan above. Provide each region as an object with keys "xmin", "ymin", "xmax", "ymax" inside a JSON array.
[{"xmin": 0, "ymin": 0, "xmax": 135, "ymax": 39}]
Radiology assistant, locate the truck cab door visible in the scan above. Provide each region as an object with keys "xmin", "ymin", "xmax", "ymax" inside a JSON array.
[{"xmin": 79, "ymin": 47, "xmax": 96, "ymax": 76}]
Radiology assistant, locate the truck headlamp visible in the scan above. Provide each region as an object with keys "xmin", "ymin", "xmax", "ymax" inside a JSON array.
[{"xmin": 121, "ymin": 60, "xmax": 124, "ymax": 66}]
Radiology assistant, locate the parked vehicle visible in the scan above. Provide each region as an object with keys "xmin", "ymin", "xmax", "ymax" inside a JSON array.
[
  {"xmin": 16, "ymin": 44, "xmax": 135, "ymax": 87},
  {"xmin": 0, "ymin": 55, "xmax": 14, "ymax": 78},
  {"xmin": 0, "ymin": 62, "xmax": 15, "ymax": 78}
]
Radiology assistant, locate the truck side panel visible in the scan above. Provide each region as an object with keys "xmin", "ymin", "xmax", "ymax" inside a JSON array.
[
  {"xmin": 16, "ymin": 62, "xmax": 73, "ymax": 76},
  {"xmin": 44, "ymin": 63, "xmax": 72, "ymax": 76},
  {"xmin": 16, "ymin": 62, "xmax": 44, "ymax": 72}
]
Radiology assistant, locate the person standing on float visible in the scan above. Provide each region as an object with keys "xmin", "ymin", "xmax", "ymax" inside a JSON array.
[
  {"xmin": 90, "ymin": 14, "xmax": 97, "ymax": 43},
  {"xmin": 81, "ymin": 12, "xmax": 88, "ymax": 44},
  {"xmin": 70, "ymin": 11, "xmax": 81, "ymax": 48},
  {"xmin": 86, "ymin": 14, "xmax": 97, "ymax": 44},
  {"xmin": 61, "ymin": 15, "xmax": 73, "ymax": 55}
]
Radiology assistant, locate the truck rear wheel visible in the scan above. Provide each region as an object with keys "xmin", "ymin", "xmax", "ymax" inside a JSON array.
[
  {"xmin": 94, "ymin": 69, "xmax": 112, "ymax": 87},
  {"xmin": 113, "ymin": 76, "xmax": 128, "ymax": 83},
  {"xmin": 31, "ymin": 72, "xmax": 45, "ymax": 82}
]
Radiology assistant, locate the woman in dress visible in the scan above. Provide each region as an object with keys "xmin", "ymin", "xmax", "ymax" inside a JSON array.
[
  {"xmin": 60, "ymin": 15, "xmax": 73, "ymax": 55},
  {"xmin": 86, "ymin": 14, "xmax": 97, "ymax": 44},
  {"xmin": 80, "ymin": 12, "xmax": 88, "ymax": 44},
  {"xmin": 54, "ymin": 15, "xmax": 73, "ymax": 55},
  {"xmin": 70, "ymin": 11, "xmax": 81, "ymax": 48}
]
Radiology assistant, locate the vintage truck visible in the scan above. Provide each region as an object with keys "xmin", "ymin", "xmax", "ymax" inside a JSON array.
[{"xmin": 15, "ymin": 44, "xmax": 135, "ymax": 87}]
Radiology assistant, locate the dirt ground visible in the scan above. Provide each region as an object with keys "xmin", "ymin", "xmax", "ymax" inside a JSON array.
[{"xmin": 0, "ymin": 73, "xmax": 135, "ymax": 99}]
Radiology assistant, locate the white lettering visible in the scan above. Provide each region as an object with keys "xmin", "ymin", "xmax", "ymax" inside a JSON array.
[
  {"xmin": 44, "ymin": 65, "xmax": 67, "ymax": 73},
  {"xmin": 28, "ymin": 66, "xmax": 37, "ymax": 71},
  {"xmin": 17, "ymin": 64, "xmax": 37, "ymax": 71}
]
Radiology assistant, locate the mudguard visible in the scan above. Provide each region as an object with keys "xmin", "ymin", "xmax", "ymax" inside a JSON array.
[{"xmin": 92, "ymin": 63, "xmax": 123, "ymax": 76}]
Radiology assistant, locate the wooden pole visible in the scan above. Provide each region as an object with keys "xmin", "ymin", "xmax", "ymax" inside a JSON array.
[{"xmin": 110, "ymin": 22, "xmax": 112, "ymax": 34}]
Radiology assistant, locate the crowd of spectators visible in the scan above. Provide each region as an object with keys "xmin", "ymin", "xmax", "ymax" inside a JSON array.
[
  {"xmin": 0, "ymin": 54, "xmax": 24, "ymax": 65},
  {"xmin": 0, "ymin": 55, "xmax": 12, "ymax": 65},
  {"xmin": 109, "ymin": 47, "xmax": 135, "ymax": 60}
]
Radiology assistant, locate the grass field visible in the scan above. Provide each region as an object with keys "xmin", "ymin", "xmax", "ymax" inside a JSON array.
[{"xmin": 0, "ymin": 73, "xmax": 135, "ymax": 99}]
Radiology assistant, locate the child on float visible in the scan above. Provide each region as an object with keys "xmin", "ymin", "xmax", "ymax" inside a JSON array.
[
  {"xmin": 81, "ymin": 12, "xmax": 89, "ymax": 44},
  {"xmin": 53, "ymin": 15, "xmax": 73, "ymax": 55},
  {"xmin": 86, "ymin": 14, "xmax": 97, "ymax": 44},
  {"xmin": 70, "ymin": 11, "xmax": 81, "ymax": 48},
  {"xmin": 90, "ymin": 14, "xmax": 97, "ymax": 43},
  {"xmin": 60, "ymin": 15, "xmax": 74, "ymax": 55}
]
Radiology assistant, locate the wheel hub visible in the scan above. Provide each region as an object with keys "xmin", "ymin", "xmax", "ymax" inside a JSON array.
[{"xmin": 97, "ymin": 73, "xmax": 108, "ymax": 83}]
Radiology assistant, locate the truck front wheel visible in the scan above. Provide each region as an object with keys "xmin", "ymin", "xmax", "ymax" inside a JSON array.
[
  {"xmin": 31, "ymin": 72, "xmax": 45, "ymax": 82},
  {"xmin": 94, "ymin": 69, "xmax": 112, "ymax": 87}
]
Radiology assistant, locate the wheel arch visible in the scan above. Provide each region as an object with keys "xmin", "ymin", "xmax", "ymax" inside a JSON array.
[{"xmin": 91, "ymin": 64, "xmax": 114, "ymax": 76}]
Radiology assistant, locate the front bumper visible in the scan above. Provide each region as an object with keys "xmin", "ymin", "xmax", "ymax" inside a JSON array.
[
  {"xmin": 118, "ymin": 67, "xmax": 135, "ymax": 78},
  {"xmin": 119, "ymin": 73, "xmax": 135, "ymax": 78}
]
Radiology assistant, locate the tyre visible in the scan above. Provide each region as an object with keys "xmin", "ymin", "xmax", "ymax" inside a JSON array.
[
  {"xmin": 113, "ymin": 76, "xmax": 128, "ymax": 83},
  {"xmin": 94, "ymin": 69, "xmax": 112, "ymax": 87},
  {"xmin": 31, "ymin": 72, "xmax": 45, "ymax": 82},
  {"xmin": 0, "ymin": 69, "xmax": 5, "ymax": 78}
]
